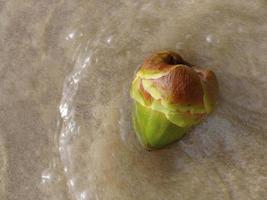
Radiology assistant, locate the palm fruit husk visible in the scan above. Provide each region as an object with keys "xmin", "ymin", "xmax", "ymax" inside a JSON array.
[{"xmin": 130, "ymin": 51, "xmax": 218, "ymax": 150}]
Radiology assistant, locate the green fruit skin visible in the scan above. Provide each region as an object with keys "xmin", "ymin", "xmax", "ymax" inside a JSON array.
[{"xmin": 132, "ymin": 102, "xmax": 189, "ymax": 150}]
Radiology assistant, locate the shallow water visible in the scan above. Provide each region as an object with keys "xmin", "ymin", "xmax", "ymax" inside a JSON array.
[{"xmin": 2, "ymin": 0, "xmax": 267, "ymax": 199}]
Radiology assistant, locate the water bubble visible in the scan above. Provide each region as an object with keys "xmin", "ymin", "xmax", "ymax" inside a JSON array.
[
  {"xmin": 206, "ymin": 34, "xmax": 213, "ymax": 43},
  {"xmin": 106, "ymin": 36, "xmax": 113, "ymax": 44},
  {"xmin": 66, "ymin": 32, "xmax": 76, "ymax": 41},
  {"xmin": 41, "ymin": 169, "xmax": 58, "ymax": 184}
]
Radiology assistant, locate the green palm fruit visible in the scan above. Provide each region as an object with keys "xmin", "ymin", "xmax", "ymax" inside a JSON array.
[{"xmin": 130, "ymin": 51, "xmax": 219, "ymax": 150}]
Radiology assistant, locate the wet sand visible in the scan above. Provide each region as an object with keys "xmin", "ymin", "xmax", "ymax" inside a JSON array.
[{"xmin": 1, "ymin": 1, "xmax": 267, "ymax": 199}]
